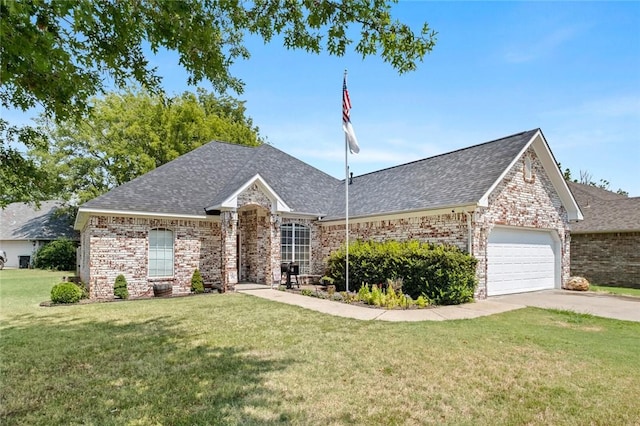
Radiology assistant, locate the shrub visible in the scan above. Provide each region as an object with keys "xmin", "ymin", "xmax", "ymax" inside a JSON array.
[
  {"xmin": 51, "ymin": 282, "xmax": 83, "ymax": 304},
  {"xmin": 325, "ymin": 239, "xmax": 477, "ymax": 305},
  {"xmin": 114, "ymin": 274, "xmax": 129, "ymax": 299},
  {"xmin": 76, "ymin": 282, "xmax": 89, "ymax": 299},
  {"xmin": 301, "ymin": 289, "xmax": 314, "ymax": 297},
  {"xmin": 34, "ymin": 238, "xmax": 77, "ymax": 271},
  {"xmin": 191, "ymin": 269, "xmax": 204, "ymax": 293}
]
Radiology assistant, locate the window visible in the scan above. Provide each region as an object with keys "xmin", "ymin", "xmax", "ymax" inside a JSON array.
[
  {"xmin": 281, "ymin": 223, "xmax": 310, "ymax": 274},
  {"xmin": 149, "ymin": 229, "xmax": 174, "ymax": 277}
]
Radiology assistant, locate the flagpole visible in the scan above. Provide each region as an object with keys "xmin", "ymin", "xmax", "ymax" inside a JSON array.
[
  {"xmin": 345, "ymin": 131, "xmax": 350, "ymax": 294},
  {"xmin": 344, "ymin": 70, "xmax": 350, "ymax": 294}
]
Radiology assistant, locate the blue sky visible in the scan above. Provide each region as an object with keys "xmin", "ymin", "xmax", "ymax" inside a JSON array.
[
  {"xmin": 6, "ymin": 1, "xmax": 640, "ymax": 195},
  {"xmin": 217, "ymin": 1, "xmax": 640, "ymax": 196}
]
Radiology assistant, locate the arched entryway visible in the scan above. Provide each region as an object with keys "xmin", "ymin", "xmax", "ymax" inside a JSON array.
[{"xmin": 237, "ymin": 205, "xmax": 273, "ymax": 283}]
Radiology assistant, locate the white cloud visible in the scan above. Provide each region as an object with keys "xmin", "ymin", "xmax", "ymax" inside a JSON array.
[{"xmin": 503, "ymin": 25, "xmax": 583, "ymax": 64}]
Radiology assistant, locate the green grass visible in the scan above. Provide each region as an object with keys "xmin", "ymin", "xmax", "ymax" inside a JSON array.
[
  {"xmin": 590, "ymin": 284, "xmax": 640, "ymax": 297},
  {"xmin": 1, "ymin": 269, "xmax": 640, "ymax": 425}
]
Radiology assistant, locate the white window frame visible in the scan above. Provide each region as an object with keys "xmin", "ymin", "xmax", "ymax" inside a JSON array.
[
  {"xmin": 281, "ymin": 223, "xmax": 310, "ymax": 274},
  {"xmin": 148, "ymin": 228, "xmax": 174, "ymax": 277}
]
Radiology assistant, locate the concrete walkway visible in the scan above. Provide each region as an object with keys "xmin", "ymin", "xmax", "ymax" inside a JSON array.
[
  {"xmin": 235, "ymin": 284, "xmax": 640, "ymax": 322},
  {"xmin": 236, "ymin": 284, "xmax": 525, "ymax": 322}
]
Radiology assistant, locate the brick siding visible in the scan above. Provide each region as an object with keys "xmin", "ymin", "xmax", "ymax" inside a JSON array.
[
  {"xmin": 82, "ymin": 216, "xmax": 221, "ymax": 299},
  {"xmin": 571, "ymin": 232, "xmax": 640, "ymax": 288}
]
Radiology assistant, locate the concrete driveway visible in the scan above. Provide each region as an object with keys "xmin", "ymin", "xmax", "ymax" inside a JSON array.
[{"xmin": 491, "ymin": 289, "xmax": 640, "ymax": 322}]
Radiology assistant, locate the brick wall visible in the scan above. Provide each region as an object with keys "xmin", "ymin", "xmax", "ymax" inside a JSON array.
[
  {"xmin": 571, "ymin": 232, "xmax": 640, "ymax": 288},
  {"xmin": 476, "ymin": 147, "xmax": 570, "ymax": 297},
  {"xmin": 84, "ymin": 216, "xmax": 221, "ymax": 299}
]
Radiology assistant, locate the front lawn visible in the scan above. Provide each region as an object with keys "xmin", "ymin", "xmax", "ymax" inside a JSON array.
[
  {"xmin": 1, "ymin": 269, "xmax": 639, "ymax": 425},
  {"xmin": 590, "ymin": 284, "xmax": 640, "ymax": 297}
]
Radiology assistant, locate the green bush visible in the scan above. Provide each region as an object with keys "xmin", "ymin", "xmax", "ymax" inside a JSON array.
[
  {"xmin": 191, "ymin": 269, "xmax": 204, "ymax": 293},
  {"xmin": 325, "ymin": 239, "xmax": 477, "ymax": 305},
  {"xmin": 51, "ymin": 282, "xmax": 83, "ymax": 304},
  {"xmin": 76, "ymin": 281, "xmax": 89, "ymax": 299},
  {"xmin": 114, "ymin": 274, "xmax": 129, "ymax": 299},
  {"xmin": 34, "ymin": 238, "xmax": 77, "ymax": 271}
]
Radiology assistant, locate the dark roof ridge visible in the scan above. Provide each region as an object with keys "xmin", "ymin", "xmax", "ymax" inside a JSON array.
[{"xmin": 351, "ymin": 128, "xmax": 539, "ymax": 179}]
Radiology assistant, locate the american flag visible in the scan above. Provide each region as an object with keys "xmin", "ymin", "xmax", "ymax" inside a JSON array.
[
  {"xmin": 343, "ymin": 77, "xmax": 352, "ymax": 124},
  {"xmin": 342, "ymin": 74, "xmax": 359, "ymax": 154}
]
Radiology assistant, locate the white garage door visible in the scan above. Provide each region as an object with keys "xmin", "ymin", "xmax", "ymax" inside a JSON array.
[{"xmin": 487, "ymin": 227, "xmax": 558, "ymax": 296}]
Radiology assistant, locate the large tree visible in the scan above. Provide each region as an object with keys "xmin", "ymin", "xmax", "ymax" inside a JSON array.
[
  {"xmin": 2, "ymin": 0, "xmax": 436, "ymax": 120},
  {"xmin": 29, "ymin": 89, "xmax": 263, "ymax": 204},
  {"xmin": 1, "ymin": 0, "xmax": 436, "ymax": 206}
]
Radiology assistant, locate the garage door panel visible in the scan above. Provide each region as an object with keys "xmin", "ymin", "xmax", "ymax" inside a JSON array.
[{"xmin": 487, "ymin": 228, "xmax": 557, "ymax": 296}]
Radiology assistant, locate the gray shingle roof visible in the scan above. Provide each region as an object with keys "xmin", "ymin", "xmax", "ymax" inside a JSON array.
[
  {"xmin": 325, "ymin": 129, "xmax": 539, "ymax": 218},
  {"xmin": 568, "ymin": 182, "xmax": 640, "ymax": 232},
  {"xmin": 81, "ymin": 141, "xmax": 341, "ymax": 216},
  {"xmin": 0, "ymin": 201, "xmax": 78, "ymax": 240},
  {"xmin": 80, "ymin": 129, "xmax": 549, "ymax": 221}
]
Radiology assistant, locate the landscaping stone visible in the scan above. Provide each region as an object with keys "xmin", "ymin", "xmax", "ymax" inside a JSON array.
[{"xmin": 563, "ymin": 276, "xmax": 590, "ymax": 291}]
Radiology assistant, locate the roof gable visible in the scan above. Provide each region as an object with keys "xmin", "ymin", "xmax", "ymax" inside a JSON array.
[
  {"xmin": 206, "ymin": 173, "xmax": 291, "ymax": 213},
  {"xmin": 478, "ymin": 129, "xmax": 582, "ymax": 221}
]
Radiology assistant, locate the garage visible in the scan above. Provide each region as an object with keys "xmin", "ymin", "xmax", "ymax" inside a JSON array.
[{"xmin": 487, "ymin": 227, "xmax": 559, "ymax": 296}]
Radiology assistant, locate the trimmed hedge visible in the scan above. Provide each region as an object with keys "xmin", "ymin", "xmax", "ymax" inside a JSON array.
[
  {"xmin": 325, "ymin": 240, "xmax": 477, "ymax": 305},
  {"xmin": 51, "ymin": 282, "xmax": 83, "ymax": 304}
]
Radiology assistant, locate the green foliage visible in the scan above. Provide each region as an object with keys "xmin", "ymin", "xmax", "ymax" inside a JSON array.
[
  {"xmin": 300, "ymin": 289, "xmax": 314, "ymax": 297},
  {"xmin": 50, "ymin": 282, "xmax": 82, "ymax": 304},
  {"xmin": 191, "ymin": 269, "xmax": 204, "ymax": 294},
  {"xmin": 33, "ymin": 238, "xmax": 76, "ymax": 271},
  {"xmin": 1, "ymin": 0, "xmax": 435, "ymax": 122},
  {"xmin": 0, "ymin": 119, "xmax": 63, "ymax": 208},
  {"xmin": 29, "ymin": 89, "xmax": 263, "ymax": 204},
  {"xmin": 416, "ymin": 295, "xmax": 428, "ymax": 308},
  {"xmin": 76, "ymin": 282, "xmax": 89, "ymax": 300},
  {"xmin": 354, "ymin": 283, "xmax": 415, "ymax": 309},
  {"xmin": 114, "ymin": 274, "xmax": 129, "ymax": 300},
  {"xmin": 325, "ymin": 239, "xmax": 477, "ymax": 305},
  {"xmin": 2, "ymin": 1, "xmax": 436, "ymax": 206}
]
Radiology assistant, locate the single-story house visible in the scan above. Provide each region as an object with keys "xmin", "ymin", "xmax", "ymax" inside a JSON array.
[
  {"xmin": 75, "ymin": 128, "xmax": 582, "ymax": 299},
  {"xmin": 0, "ymin": 201, "xmax": 78, "ymax": 268},
  {"xmin": 568, "ymin": 181, "xmax": 640, "ymax": 288}
]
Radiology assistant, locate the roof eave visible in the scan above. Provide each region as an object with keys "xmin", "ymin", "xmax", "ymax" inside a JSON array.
[{"xmin": 74, "ymin": 207, "xmax": 212, "ymax": 231}]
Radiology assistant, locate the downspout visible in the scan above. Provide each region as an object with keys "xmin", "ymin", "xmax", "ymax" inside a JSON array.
[{"xmin": 463, "ymin": 211, "xmax": 473, "ymax": 254}]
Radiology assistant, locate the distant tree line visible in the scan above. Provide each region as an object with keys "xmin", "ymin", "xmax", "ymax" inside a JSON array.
[{"xmin": 559, "ymin": 163, "xmax": 628, "ymax": 197}]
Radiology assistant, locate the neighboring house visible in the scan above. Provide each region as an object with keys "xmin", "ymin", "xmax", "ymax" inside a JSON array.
[
  {"xmin": 75, "ymin": 128, "xmax": 582, "ymax": 299},
  {"xmin": 0, "ymin": 201, "xmax": 78, "ymax": 268},
  {"xmin": 568, "ymin": 182, "xmax": 640, "ymax": 288}
]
